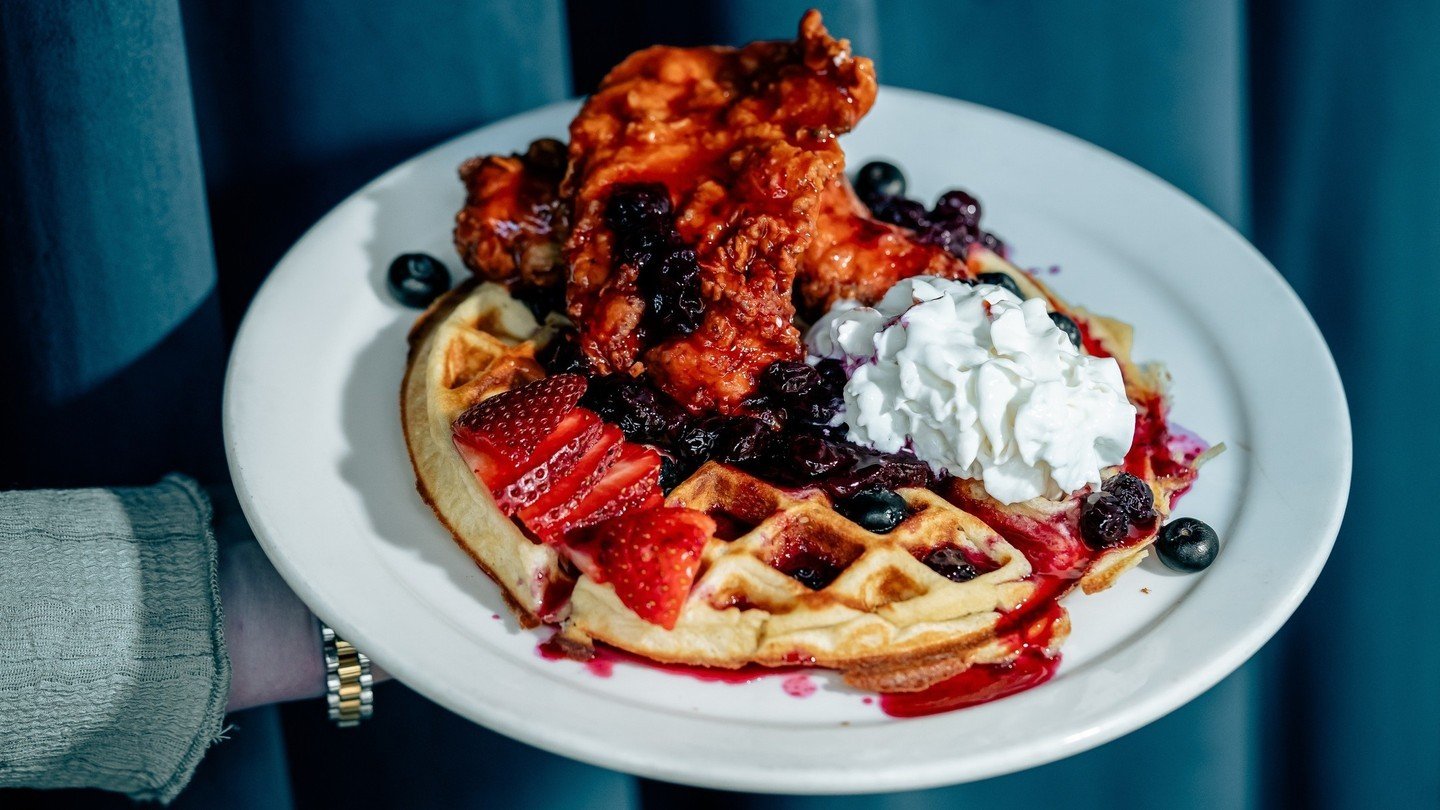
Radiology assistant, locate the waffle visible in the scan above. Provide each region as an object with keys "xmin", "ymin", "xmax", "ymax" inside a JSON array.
[
  {"xmin": 402, "ymin": 279, "xmax": 561, "ymax": 621},
  {"xmin": 401, "ymin": 276, "xmax": 1208, "ymax": 691},
  {"xmin": 565, "ymin": 462, "xmax": 1059, "ymax": 691}
]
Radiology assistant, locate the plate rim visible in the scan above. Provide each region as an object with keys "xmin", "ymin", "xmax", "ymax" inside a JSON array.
[{"xmin": 224, "ymin": 86, "xmax": 1351, "ymax": 793}]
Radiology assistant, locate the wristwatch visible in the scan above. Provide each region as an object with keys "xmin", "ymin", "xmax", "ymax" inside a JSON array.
[{"xmin": 320, "ymin": 622, "xmax": 374, "ymax": 727}]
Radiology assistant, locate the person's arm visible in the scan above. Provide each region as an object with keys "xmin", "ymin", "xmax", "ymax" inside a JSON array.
[
  {"xmin": 0, "ymin": 476, "xmax": 229, "ymax": 802},
  {"xmin": 209, "ymin": 487, "xmax": 328, "ymax": 713},
  {"xmin": 0, "ymin": 476, "xmax": 376, "ymax": 801}
]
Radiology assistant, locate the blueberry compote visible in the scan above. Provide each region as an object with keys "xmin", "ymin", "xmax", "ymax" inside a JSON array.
[
  {"xmin": 566, "ymin": 350, "xmax": 932, "ymax": 501},
  {"xmin": 604, "ymin": 183, "xmax": 704, "ymax": 340}
]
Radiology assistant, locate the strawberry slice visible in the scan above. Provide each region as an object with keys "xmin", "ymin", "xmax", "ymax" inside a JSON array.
[
  {"xmin": 550, "ymin": 444, "xmax": 663, "ymax": 538},
  {"xmin": 491, "ymin": 408, "xmax": 604, "ymax": 515},
  {"xmin": 592, "ymin": 507, "xmax": 716, "ymax": 629},
  {"xmin": 557, "ymin": 534, "xmax": 606, "ymax": 583},
  {"xmin": 519, "ymin": 422, "xmax": 624, "ymax": 537},
  {"xmin": 452, "ymin": 374, "xmax": 587, "ymax": 489}
]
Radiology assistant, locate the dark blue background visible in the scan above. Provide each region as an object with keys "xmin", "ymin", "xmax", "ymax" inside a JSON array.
[{"xmin": 2, "ymin": 1, "xmax": 1431, "ymax": 807}]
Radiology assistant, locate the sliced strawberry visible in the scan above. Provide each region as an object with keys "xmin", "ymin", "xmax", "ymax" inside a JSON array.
[
  {"xmin": 592, "ymin": 507, "xmax": 716, "ymax": 629},
  {"xmin": 453, "ymin": 433, "xmax": 507, "ymax": 491},
  {"xmin": 452, "ymin": 374, "xmax": 587, "ymax": 488},
  {"xmin": 519, "ymin": 422, "xmax": 624, "ymax": 537},
  {"xmin": 551, "ymin": 444, "xmax": 663, "ymax": 537},
  {"xmin": 491, "ymin": 408, "xmax": 604, "ymax": 515},
  {"xmin": 557, "ymin": 534, "xmax": 606, "ymax": 583}
]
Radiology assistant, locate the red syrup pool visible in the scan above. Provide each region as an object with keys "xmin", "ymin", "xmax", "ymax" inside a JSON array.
[
  {"xmin": 878, "ymin": 647, "xmax": 1061, "ymax": 717},
  {"xmin": 879, "ymin": 601, "xmax": 1066, "ymax": 718}
]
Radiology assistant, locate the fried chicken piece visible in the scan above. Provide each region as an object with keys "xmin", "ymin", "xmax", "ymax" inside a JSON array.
[
  {"xmin": 563, "ymin": 10, "xmax": 877, "ymax": 414},
  {"xmin": 795, "ymin": 177, "xmax": 970, "ymax": 316},
  {"xmin": 454, "ymin": 138, "xmax": 569, "ymax": 288},
  {"xmin": 453, "ymin": 149, "xmax": 966, "ymax": 318}
]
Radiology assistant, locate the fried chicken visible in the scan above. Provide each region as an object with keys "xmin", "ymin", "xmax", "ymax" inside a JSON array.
[
  {"xmin": 454, "ymin": 137, "xmax": 569, "ymax": 288},
  {"xmin": 449, "ymin": 11, "xmax": 973, "ymax": 412},
  {"xmin": 794, "ymin": 177, "xmax": 969, "ymax": 317},
  {"xmin": 562, "ymin": 10, "xmax": 877, "ymax": 413}
]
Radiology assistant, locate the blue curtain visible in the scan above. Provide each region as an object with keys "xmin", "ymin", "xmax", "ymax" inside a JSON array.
[{"xmin": 2, "ymin": 0, "xmax": 1430, "ymax": 807}]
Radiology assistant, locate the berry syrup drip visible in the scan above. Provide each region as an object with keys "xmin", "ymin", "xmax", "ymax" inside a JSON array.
[
  {"xmin": 878, "ymin": 632, "xmax": 1062, "ymax": 717},
  {"xmin": 943, "ymin": 485, "xmax": 1091, "ymax": 580},
  {"xmin": 1124, "ymin": 395, "xmax": 1205, "ymax": 496},
  {"xmin": 536, "ymin": 576, "xmax": 577, "ymax": 623},
  {"xmin": 879, "ymin": 597, "xmax": 1067, "ymax": 718},
  {"xmin": 1074, "ymin": 315, "xmax": 1113, "ymax": 360},
  {"xmin": 538, "ymin": 633, "xmax": 807, "ymax": 685},
  {"xmin": 1068, "ymin": 310, "xmax": 1205, "ymax": 493}
]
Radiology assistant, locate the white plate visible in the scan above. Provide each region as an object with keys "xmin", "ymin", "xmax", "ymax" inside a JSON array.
[{"xmin": 224, "ymin": 88, "xmax": 1350, "ymax": 793}]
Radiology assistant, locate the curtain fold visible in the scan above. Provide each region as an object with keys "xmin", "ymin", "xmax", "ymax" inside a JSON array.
[
  {"xmin": 1250, "ymin": 2, "xmax": 1440, "ymax": 806},
  {"xmin": 0, "ymin": 0, "xmax": 225, "ymax": 488}
]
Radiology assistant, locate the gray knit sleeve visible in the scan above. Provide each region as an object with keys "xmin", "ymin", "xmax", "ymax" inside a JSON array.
[{"xmin": 0, "ymin": 475, "xmax": 230, "ymax": 802}]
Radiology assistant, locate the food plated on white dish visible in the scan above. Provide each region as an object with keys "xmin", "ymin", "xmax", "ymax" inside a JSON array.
[{"xmin": 225, "ymin": 9, "xmax": 1349, "ymax": 791}]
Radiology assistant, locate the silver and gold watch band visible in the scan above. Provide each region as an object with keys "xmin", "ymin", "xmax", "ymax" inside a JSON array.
[{"xmin": 320, "ymin": 623, "xmax": 374, "ymax": 727}]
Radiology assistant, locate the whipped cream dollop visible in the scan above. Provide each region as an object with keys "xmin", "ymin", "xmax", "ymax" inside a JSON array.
[{"xmin": 805, "ymin": 276, "xmax": 1136, "ymax": 504}]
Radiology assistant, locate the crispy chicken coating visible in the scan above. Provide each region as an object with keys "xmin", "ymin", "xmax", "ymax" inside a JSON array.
[
  {"xmin": 562, "ymin": 10, "xmax": 877, "ymax": 414},
  {"xmin": 794, "ymin": 177, "xmax": 969, "ymax": 318},
  {"xmin": 448, "ymin": 12, "xmax": 972, "ymax": 412},
  {"xmin": 454, "ymin": 137, "xmax": 569, "ymax": 288}
]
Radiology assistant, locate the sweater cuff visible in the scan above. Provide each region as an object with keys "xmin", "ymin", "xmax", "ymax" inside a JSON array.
[{"xmin": 0, "ymin": 475, "xmax": 231, "ymax": 802}]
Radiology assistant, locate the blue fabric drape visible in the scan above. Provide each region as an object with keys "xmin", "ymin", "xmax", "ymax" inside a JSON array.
[
  {"xmin": 0, "ymin": 0, "xmax": 225, "ymax": 488},
  {"xmin": 3, "ymin": 0, "xmax": 1428, "ymax": 807}
]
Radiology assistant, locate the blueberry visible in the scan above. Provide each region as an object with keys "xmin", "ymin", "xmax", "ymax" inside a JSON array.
[
  {"xmin": 386, "ymin": 253, "xmax": 451, "ymax": 308},
  {"xmin": 837, "ymin": 488, "xmax": 909, "ymax": 533},
  {"xmin": 933, "ymin": 190, "xmax": 981, "ymax": 226},
  {"xmin": 789, "ymin": 434, "xmax": 848, "ymax": 478},
  {"xmin": 640, "ymin": 246, "xmax": 704, "ymax": 337},
  {"xmin": 604, "ymin": 183, "xmax": 671, "ymax": 232},
  {"xmin": 1079, "ymin": 492, "xmax": 1129, "ymax": 549},
  {"xmin": 536, "ymin": 327, "xmax": 590, "ymax": 375},
  {"xmin": 1156, "ymin": 518, "xmax": 1219, "ymax": 572},
  {"xmin": 979, "ymin": 232, "xmax": 1006, "ymax": 254},
  {"xmin": 1103, "ymin": 472, "xmax": 1155, "ymax": 522},
  {"xmin": 760, "ymin": 360, "xmax": 821, "ymax": 398},
  {"xmin": 606, "ymin": 182, "xmax": 705, "ymax": 340},
  {"xmin": 658, "ymin": 456, "xmax": 687, "ymax": 492},
  {"xmin": 524, "ymin": 138, "xmax": 568, "ymax": 180},
  {"xmin": 917, "ymin": 223, "xmax": 957, "ymax": 252},
  {"xmin": 677, "ymin": 418, "xmax": 721, "ymax": 460},
  {"xmin": 825, "ymin": 453, "xmax": 932, "ymax": 499},
  {"xmin": 877, "ymin": 198, "xmax": 931, "ymax": 230},
  {"xmin": 854, "ymin": 160, "xmax": 906, "ymax": 202},
  {"xmin": 1049, "ymin": 311, "xmax": 1083, "ymax": 349},
  {"xmin": 581, "ymin": 374, "xmax": 687, "ymax": 443},
  {"xmin": 614, "ymin": 226, "xmax": 669, "ymax": 269},
  {"xmin": 511, "ymin": 279, "xmax": 566, "ymax": 320},
  {"xmin": 923, "ymin": 547, "xmax": 979, "ymax": 583},
  {"xmin": 799, "ymin": 392, "xmax": 843, "ymax": 425},
  {"xmin": 814, "ymin": 359, "xmax": 847, "ymax": 396},
  {"xmin": 790, "ymin": 566, "xmax": 838, "ymax": 591},
  {"xmin": 757, "ymin": 360, "xmax": 843, "ymax": 425},
  {"xmin": 713, "ymin": 417, "xmax": 774, "ymax": 463},
  {"xmin": 750, "ymin": 406, "xmax": 789, "ymax": 433},
  {"xmin": 975, "ymin": 271, "xmax": 1024, "ymax": 299}
]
